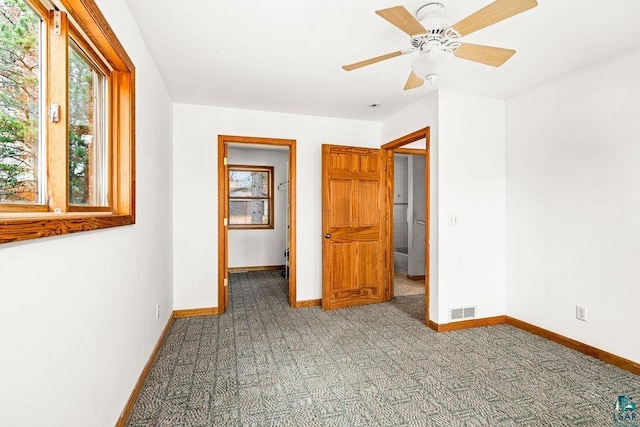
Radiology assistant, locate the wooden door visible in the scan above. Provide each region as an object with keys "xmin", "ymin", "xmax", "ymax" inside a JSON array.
[{"xmin": 322, "ymin": 144, "xmax": 387, "ymax": 310}]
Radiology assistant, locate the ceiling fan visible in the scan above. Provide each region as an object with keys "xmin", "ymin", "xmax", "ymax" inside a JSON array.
[{"xmin": 342, "ymin": 0, "xmax": 538, "ymax": 90}]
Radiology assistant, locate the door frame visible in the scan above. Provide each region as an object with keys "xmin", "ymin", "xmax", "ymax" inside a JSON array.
[
  {"xmin": 381, "ymin": 127, "xmax": 431, "ymax": 326},
  {"xmin": 217, "ymin": 135, "xmax": 297, "ymax": 312}
]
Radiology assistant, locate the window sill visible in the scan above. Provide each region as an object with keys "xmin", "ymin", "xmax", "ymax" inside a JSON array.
[{"xmin": 0, "ymin": 213, "xmax": 134, "ymax": 244}]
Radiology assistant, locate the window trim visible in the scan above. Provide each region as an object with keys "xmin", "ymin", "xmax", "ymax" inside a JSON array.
[
  {"xmin": 228, "ymin": 164, "xmax": 274, "ymax": 230},
  {"xmin": 0, "ymin": 0, "xmax": 135, "ymax": 244}
]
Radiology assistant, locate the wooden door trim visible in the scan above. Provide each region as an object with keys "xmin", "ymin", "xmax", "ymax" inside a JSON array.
[
  {"xmin": 217, "ymin": 135, "xmax": 297, "ymax": 313},
  {"xmin": 217, "ymin": 140, "xmax": 228, "ymax": 312},
  {"xmin": 394, "ymin": 148, "xmax": 427, "ymax": 156},
  {"xmin": 382, "ymin": 128, "xmax": 430, "ymax": 150},
  {"xmin": 381, "ymin": 127, "xmax": 431, "ymax": 327}
]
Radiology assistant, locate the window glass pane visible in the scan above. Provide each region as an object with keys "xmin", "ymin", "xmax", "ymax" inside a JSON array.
[
  {"xmin": 229, "ymin": 199, "xmax": 269, "ymax": 225},
  {"xmin": 229, "ymin": 170, "xmax": 269, "ymax": 197},
  {"xmin": 68, "ymin": 41, "xmax": 106, "ymax": 206},
  {"xmin": 0, "ymin": 0, "xmax": 41, "ymax": 204}
]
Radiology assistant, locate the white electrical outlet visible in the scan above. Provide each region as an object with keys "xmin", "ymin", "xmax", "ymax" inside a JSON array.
[
  {"xmin": 576, "ymin": 305, "xmax": 587, "ymax": 322},
  {"xmin": 155, "ymin": 304, "xmax": 160, "ymax": 320},
  {"xmin": 448, "ymin": 214, "xmax": 458, "ymax": 226}
]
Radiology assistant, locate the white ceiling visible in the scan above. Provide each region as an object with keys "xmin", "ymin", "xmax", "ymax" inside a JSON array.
[{"xmin": 124, "ymin": 0, "xmax": 640, "ymax": 122}]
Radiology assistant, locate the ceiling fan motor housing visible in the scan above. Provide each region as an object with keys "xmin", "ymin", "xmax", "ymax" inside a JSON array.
[{"xmin": 412, "ymin": 3, "xmax": 461, "ymax": 54}]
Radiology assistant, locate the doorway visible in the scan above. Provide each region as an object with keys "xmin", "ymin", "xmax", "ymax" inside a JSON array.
[
  {"xmin": 392, "ymin": 151, "xmax": 426, "ymax": 297},
  {"xmin": 217, "ymin": 135, "xmax": 297, "ymax": 313},
  {"xmin": 381, "ymin": 128, "xmax": 430, "ymax": 326}
]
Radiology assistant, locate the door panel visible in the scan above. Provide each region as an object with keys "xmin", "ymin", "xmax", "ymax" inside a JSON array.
[
  {"xmin": 331, "ymin": 242, "xmax": 355, "ymax": 290},
  {"xmin": 329, "ymin": 180, "xmax": 352, "ymax": 226},
  {"xmin": 322, "ymin": 144, "xmax": 387, "ymax": 310},
  {"xmin": 357, "ymin": 181, "xmax": 378, "ymax": 226}
]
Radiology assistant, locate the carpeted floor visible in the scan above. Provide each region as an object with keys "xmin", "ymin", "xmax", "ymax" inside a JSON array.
[
  {"xmin": 394, "ymin": 273, "xmax": 425, "ymax": 297},
  {"xmin": 127, "ymin": 270, "xmax": 640, "ymax": 426}
]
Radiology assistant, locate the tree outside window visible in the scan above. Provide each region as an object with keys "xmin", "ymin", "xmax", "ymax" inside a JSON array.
[
  {"xmin": 68, "ymin": 41, "xmax": 106, "ymax": 206},
  {"xmin": 0, "ymin": 0, "xmax": 41, "ymax": 204}
]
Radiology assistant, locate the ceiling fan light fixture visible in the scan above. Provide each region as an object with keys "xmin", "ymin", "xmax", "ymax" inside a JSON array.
[{"xmin": 410, "ymin": 49, "xmax": 450, "ymax": 81}]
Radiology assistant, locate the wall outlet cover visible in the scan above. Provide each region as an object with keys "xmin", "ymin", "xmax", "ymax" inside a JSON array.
[{"xmin": 576, "ymin": 305, "xmax": 587, "ymax": 322}]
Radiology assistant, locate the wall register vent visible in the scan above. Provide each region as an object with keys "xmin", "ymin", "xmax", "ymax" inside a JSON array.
[{"xmin": 450, "ymin": 306, "xmax": 476, "ymax": 321}]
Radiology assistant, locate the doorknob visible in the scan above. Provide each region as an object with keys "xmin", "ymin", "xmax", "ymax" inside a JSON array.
[{"xmin": 324, "ymin": 234, "xmax": 331, "ymax": 239}]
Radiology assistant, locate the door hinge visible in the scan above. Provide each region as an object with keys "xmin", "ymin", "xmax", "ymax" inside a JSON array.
[
  {"xmin": 224, "ymin": 278, "xmax": 228, "ymax": 287},
  {"xmin": 223, "ymin": 157, "xmax": 228, "ymax": 165},
  {"xmin": 223, "ymin": 217, "xmax": 228, "ymax": 226}
]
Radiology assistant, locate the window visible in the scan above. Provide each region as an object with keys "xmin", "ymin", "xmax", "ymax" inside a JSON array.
[
  {"xmin": 0, "ymin": 0, "xmax": 42, "ymax": 204},
  {"xmin": 228, "ymin": 165, "xmax": 274, "ymax": 229},
  {"xmin": 68, "ymin": 39, "xmax": 107, "ymax": 207},
  {"xmin": 0, "ymin": 0, "xmax": 135, "ymax": 243}
]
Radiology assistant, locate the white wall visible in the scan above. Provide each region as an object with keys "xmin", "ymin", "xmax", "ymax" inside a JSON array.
[
  {"xmin": 438, "ymin": 91, "xmax": 506, "ymax": 323},
  {"xmin": 227, "ymin": 147, "xmax": 288, "ymax": 268},
  {"xmin": 506, "ymin": 48, "xmax": 640, "ymax": 364},
  {"xmin": 0, "ymin": 1, "xmax": 174, "ymax": 426},
  {"xmin": 382, "ymin": 91, "xmax": 506, "ymax": 323},
  {"xmin": 173, "ymin": 104, "xmax": 380, "ymax": 308}
]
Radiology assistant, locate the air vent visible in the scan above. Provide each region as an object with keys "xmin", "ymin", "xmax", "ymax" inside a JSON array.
[{"xmin": 450, "ymin": 306, "xmax": 476, "ymax": 321}]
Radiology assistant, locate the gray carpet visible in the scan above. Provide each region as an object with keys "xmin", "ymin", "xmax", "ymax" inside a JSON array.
[{"xmin": 127, "ymin": 271, "xmax": 640, "ymax": 426}]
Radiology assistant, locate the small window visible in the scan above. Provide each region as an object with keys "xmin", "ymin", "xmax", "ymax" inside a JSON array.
[{"xmin": 228, "ymin": 165, "xmax": 274, "ymax": 229}]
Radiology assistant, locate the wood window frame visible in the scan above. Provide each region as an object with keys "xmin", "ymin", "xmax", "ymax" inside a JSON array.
[
  {"xmin": 228, "ymin": 164, "xmax": 274, "ymax": 230},
  {"xmin": 0, "ymin": 0, "xmax": 135, "ymax": 244}
]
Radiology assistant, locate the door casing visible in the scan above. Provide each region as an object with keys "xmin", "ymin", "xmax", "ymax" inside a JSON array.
[
  {"xmin": 217, "ymin": 135, "xmax": 297, "ymax": 312},
  {"xmin": 381, "ymin": 128, "xmax": 431, "ymax": 326}
]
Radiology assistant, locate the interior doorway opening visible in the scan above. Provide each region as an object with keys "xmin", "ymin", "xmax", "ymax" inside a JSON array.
[
  {"xmin": 218, "ymin": 135, "xmax": 297, "ymax": 313},
  {"xmin": 381, "ymin": 128, "xmax": 430, "ymax": 325},
  {"xmin": 392, "ymin": 152, "xmax": 426, "ymax": 297}
]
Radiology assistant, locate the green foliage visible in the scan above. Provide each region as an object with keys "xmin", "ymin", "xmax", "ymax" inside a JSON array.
[
  {"xmin": 68, "ymin": 127, "xmax": 90, "ymax": 204},
  {"xmin": 0, "ymin": 0, "xmax": 40, "ymax": 203},
  {"xmin": 68, "ymin": 45, "xmax": 95, "ymax": 205}
]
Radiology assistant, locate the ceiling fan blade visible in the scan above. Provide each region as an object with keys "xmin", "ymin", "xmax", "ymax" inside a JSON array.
[
  {"xmin": 375, "ymin": 6, "xmax": 427, "ymax": 36},
  {"xmin": 454, "ymin": 43, "xmax": 516, "ymax": 67},
  {"xmin": 451, "ymin": 0, "xmax": 538, "ymax": 37},
  {"xmin": 404, "ymin": 72, "xmax": 424, "ymax": 91},
  {"xmin": 342, "ymin": 51, "xmax": 404, "ymax": 71}
]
